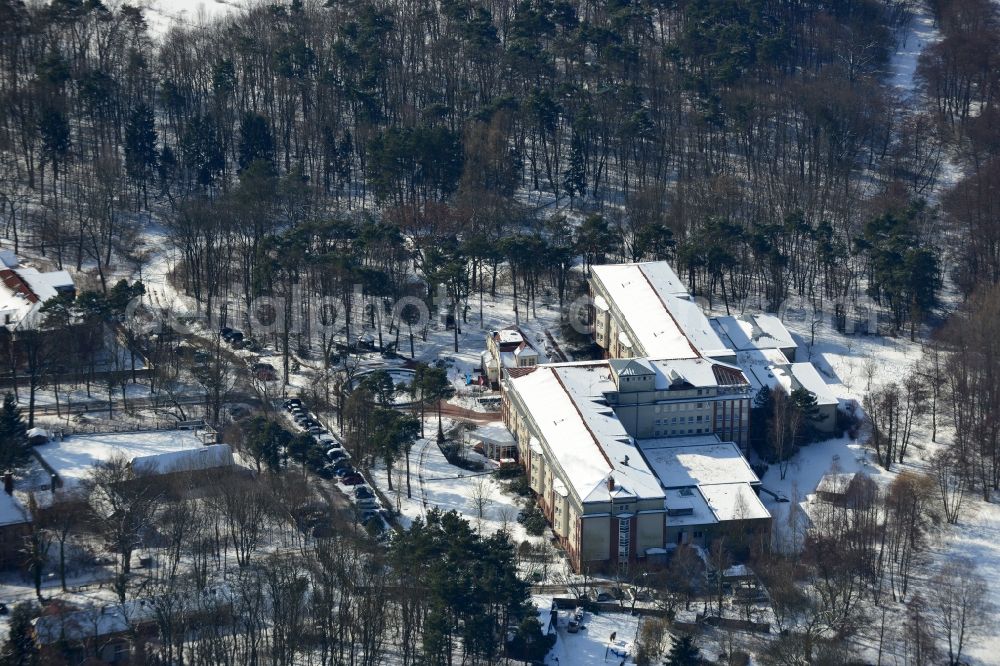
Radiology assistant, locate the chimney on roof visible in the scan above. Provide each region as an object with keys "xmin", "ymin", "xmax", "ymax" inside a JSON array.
[
  {"xmin": 607, "ymin": 476, "xmax": 615, "ymax": 491},
  {"xmin": 3, "ymin": 472, "xmax": 12, "ymax": 495},
  {"xmin": 623, "ymin": 455, "xmax": 630, "ymax": 466}
]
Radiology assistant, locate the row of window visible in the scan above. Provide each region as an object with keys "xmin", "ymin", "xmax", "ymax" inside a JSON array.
[
  {"xmin": 655, "ymin": 427, "xmax": 709, "ymax": 436},
  {"xmin": 654, "ymin": 402, "xmax": 705, "ymax": 413},
  {"xmin": 655, "ymin": 415, "xmax": 704, "ymax": 425}
]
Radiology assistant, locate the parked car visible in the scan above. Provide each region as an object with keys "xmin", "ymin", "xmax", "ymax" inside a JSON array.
[
  {"xmin": 333, "ymin": 464, "xmax": 355, "ymax": 477},
  {"xmin": 354, "ymin": 486, "xmax": 374, "ymax": 499},
  {"xmin": 356, "ymin": 498, "xmax": 380, "ymax": 510},
  {"xmin": 326, "ymin": 449, "xmax": 347, "ymax": 461},
  {"xmin": 567, "ymin": 620, "xmax": 580, "ymax": 633},
  {"xmin": 307, "ymin": 426, "xmax": 327, "ymax": 436},
  {"xmin": 315, "ymin": 433, "xmax": 337, "ymax": 445},
  {"xmin": 341, "ymin": 474, "xmax": 365, "ymax": 485},
  {"xmin": 315, "ymin": 465, "xmax": 334, "ymax": 480},
  {"xmin": 284, "ymin": 398, "xmax": 302, "ymax": 409},
  {"xmin": 220, "ymin": 326, "xmax": 233, "ymax": 338}
]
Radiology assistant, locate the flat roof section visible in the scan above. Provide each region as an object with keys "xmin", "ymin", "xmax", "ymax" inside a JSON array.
[
  {"xmin": 637, "ymin": 440, "xmax": 760, "ymax": 489},
  {"xmin": 34, "ymin": 430, "xmax": 223, "ymax": 490}
]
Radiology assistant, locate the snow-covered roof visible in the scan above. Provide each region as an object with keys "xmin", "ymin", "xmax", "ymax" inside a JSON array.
[
  {"xmin": 0, "ymin": 490, "xmax": 28, "ymax": 528},
  {"xmin": 0, "ymin": 261, "xmax": 74, "ymax": 330},
  {"xmin": 506, "ymin": 363, "xmax": 665, "ymax": 505},
  {"xmin": 609, "ymin": 358, "xmax": 655, "ymax": 377},
  {"xmin": 467, "ymin": 423, "xmax": 515, "ymax": 445},
  {"xmin": 648, "ymin": 358, "xmax": 749, "ymax": 390},
  {"xmin": 131, "ymin": 444, "xmax": 234, "ymax": 475},
  {"xmin": 736, "ymin": 349, "xmax": 792, "ymax": 394},
  {"xmin": 712, "ymin": 314, "xmax": 796, "ymax": 353},
  {"xmin": 700, "ymin": 483, "xmax": 770, "ymax": 521},
  {"xmin": 18, "ymin": 267, "xmax": 73, "ymax": 300},
  {"xmin": 591, "ymin": 263, "xmax": 699, "ymax": 359},
  {"xmin": 34, "ymin": 430, "xmax": 230, "ymax": 490},
  {"xmin": 0, "ymin": 250, "xmax": 17, "ymax": 268},
  {"xmin": 664, "ymin": 487, "xmax": 716, "ymax": 526},
  {"xmin": 513, "ymin": 344, "xmax": 537, "ymax": 359},
  {"xmin": 759, "ymin": 363, "xmax": 839, "ymax": 406},
  {"xmin": 739, "ymin": 352, "xmax": 837, "ymax": 406},
  {"xmin": 637, "ymin": 439, "xmax": 760, "ymax": 488},
  {"xmin": 592, "ymin": 261, "xmax": 689, "ymax": 299},
  {"xmin": 590, "ymin": 261, "xmax": 729, "ymax": 358},
  {"xmin": 816, "ymin": 472, "xmax": 858, "ymax": 495},
  {"xmin": 492, "ymin": 328, "xmax": 525, "ymax": 345},
  {"xmin": 33, "ymin": 587, "xmax": 232, "ymax": 644}
]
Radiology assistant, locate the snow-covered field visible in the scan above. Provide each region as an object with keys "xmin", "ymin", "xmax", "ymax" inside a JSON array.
[{"xmin": 137, "ymin": 0, "xmax": 250, "ymax": 39}]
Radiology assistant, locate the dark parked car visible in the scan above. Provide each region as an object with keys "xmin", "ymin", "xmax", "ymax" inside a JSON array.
[
  {"xmin": 341, "ymin": 474, "xmax": 365, "ymax": 485},
  {"xmin": 326, "ymin": 449, "xmax": 347, "ymax": 462},
  {"xmin": 354, "ymin": 486, "xmax": 374, "ymax": 499},
  {"xmin": 334, "ymin": 465, "xmax": 355, "ymax": 477}
]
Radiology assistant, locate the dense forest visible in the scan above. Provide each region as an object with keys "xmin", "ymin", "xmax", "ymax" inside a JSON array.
[
  {"xmin": 0, "ymin": 0, "xmax": 995, "ymax": 333},
  {"xmin": 2, "ymin": 0, "xmax": 1000, "ymax": 663}
]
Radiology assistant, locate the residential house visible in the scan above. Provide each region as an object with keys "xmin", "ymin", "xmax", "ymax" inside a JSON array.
[{"xmin": 483, "ymin": 326, "xmax": 540, "ymax": 386}]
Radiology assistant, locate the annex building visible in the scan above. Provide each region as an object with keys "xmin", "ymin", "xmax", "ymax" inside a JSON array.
[{"xmin": 589, "ymin": 260, "xmax": 839, "ymax": 433}]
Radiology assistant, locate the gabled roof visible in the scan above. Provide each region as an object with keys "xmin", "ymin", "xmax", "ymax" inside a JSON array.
[
  {"xmin": 816, "ymin": 472, "xmax": 858, "ymax": 494},
  {"xmin": 590, "ymin": 261, "xmax": 729, "ymax": 358},
  {"xmin": 712, "ymin": 314, "xmax": 796, "ymax": 353},
  {"xmin": 506, "ymin": 363, "xmax": 665, "ymax": 505},
  {"xmin": 609, "ymin": 358, "xmax": 654, "ymax": 377}
]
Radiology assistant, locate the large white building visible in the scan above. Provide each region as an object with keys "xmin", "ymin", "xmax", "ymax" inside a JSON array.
[
  {"xmin": 589, "ymin": 261, "xmax": 731, "ymax": 360},
  {"xmin": 502, "ymin": 360, "xmax": 768, "ymax": 573},
  {"xmin": 589, "ymin": 260, "xmax": 839, "ymax": 434}
]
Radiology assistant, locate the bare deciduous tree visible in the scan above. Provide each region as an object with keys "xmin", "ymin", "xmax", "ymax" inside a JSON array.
[{"xmin": 929, "ymin": 558, "xmax": 991, "ymax": 666}]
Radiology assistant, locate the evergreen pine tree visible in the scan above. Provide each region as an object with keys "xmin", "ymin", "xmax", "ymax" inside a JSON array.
[
  {"xmin": 0, "ymin": 393, "xmax": 29, "ymax": 471},
  {"xmin": 665, "ymin": 634, "xmax": 702, "ymax": 666},
  {"xmin": 2, "ymin": 601, "xmax": 40, "ymax": 666},
  {"xmin": 124, "ymin": 103, "xmax": 158, "ymax": 203}
]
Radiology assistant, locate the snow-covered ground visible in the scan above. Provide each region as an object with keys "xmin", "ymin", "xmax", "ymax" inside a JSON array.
[
  {"xmin": 541, "ymin": 601, "xmax": 642, "ymax": 666},
  {"xmin": 137, "ymin": 0, "xmax": 250, "ymax": 39},
  {"xmin": 369, "ymin": 426, "xmax": 542, "ymax": 546}
]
